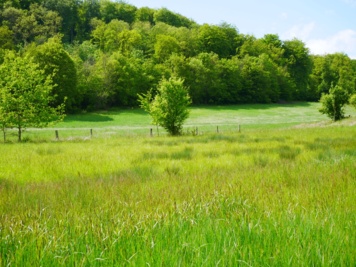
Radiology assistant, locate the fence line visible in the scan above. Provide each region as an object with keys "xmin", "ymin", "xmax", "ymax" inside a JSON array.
[{"xmin": 2, "ymin": 124, "xmax": 243, "ymax": 142}]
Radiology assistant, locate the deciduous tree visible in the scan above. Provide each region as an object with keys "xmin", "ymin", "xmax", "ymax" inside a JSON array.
[
  {"xmin": 283, "ymin": 38, "xmax": 312, "ymax": 100},
  {"xmin": 153, "ymin": 8, "xmax": 194, "ymax": 28},
  {"xmin": 197, "ymin": 24, "xmax": 236, "ymax": 58},
  {"xmin": 135, "ymin": 6, "xmax": 154, "ymax": 24},
  {"xmin": 0, "ymin": 51, "xmax": 64, "ymax": 142},
  {"xmin": 154, "ymin": 34, "xmax": 180, "ymax": 62},
  {"xmin": 0, "ymin": 25, "xmax": 13, "ymax": 49},
  {"xmin": 43, "ymin": 0, "xmax": 79, "ymax": 43},
  {"xmin": 29, "ymin": 37, "xmax": 78, "ymax": 112}
]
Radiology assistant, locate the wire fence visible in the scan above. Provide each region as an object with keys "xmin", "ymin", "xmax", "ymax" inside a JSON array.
[{"xmin": 1, "ymin": 124, "xmax": 245, "ymax": 142}]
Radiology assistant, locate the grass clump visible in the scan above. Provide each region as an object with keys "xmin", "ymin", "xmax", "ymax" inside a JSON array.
[{"xmin": 0, "ymin": 124, "xmax": 355, "ymax": 266}]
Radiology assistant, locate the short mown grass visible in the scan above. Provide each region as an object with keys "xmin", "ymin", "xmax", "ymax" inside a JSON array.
[
  {"xmin": 1, "ymin": 120, "xmax": 355, "ymax": 266},
  {"xmin": 2, "ymin": 102, "xmax": 355, "ymax": 142}
]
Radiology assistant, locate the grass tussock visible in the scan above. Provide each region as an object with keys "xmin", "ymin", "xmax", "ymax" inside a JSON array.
[{"xmin": 0, "ymin": 126, "xmax": 355, "ymax": 266}]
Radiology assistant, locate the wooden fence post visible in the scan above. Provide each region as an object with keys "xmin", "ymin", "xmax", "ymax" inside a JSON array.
[
  {"xmin": 150, "ymin": 128, "xmax": 153, "ymax": 137},
  {"xmin": 55, "ymin": 130, "xmax": 59, "ymax": 140},
  {"xmin": 238, "ymin": 124, "xmax": 241, "ymax": 133},
  {"xmin": 90, "ymin": 129, "xmax": 93, "ymax": 138},
  {"xmin": 217, "ymin": 126, "xmax": 219, "ymax": 133}
]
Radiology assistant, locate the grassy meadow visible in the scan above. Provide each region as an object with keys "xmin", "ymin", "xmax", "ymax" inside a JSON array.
[
  {"xmin": 5, "ymin": 102, "xmax": 352, "ymax": 141},
  {"xmin": 0, "ymin": 103, "xmax": 355, "ymax": 266}
]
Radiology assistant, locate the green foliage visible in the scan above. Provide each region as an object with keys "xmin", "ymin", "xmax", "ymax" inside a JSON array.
[
  {"xmin": 0, "ymin": 25, "xmax": 13, "ymax": 49},
  {"xmin": 319, "ymin": 84, "xmax": 350, "ymax": 121},
  {"xmin": 239, "ymin": 54, "xmax": 280, "ymax": 103},
  {"xmin": 0, "ymin": 4, "xmax": 62, "ymax": 45},
  {"xmin": 42, "ymin": 0, "xmax": 79, "ymax": 43},
  {"xmin": 197, "ymin": 23, "xmax": 237, "ymax": 58},
  {"xmin": 283, "ymin": 38, "xmax": 313, "ymax": 99},
  {"xmin": 164, "ymin": 52, "xmax": 227, "ymax": 104},
  {"xmin": 135, "ymin": 6, "xmax": 154, "ymax": 24},
  {"xmin": 0, "ymin": 51, "xmax": 65, "ymax": 141},
  {"xmin": 29, "ymin": 37, "xmax": 78, "ymax": 112},
  {"xmin": 106, "ymin": 52, "xmax": 151, "ymax": 106},
  {"xmin": 99, "ymin": 0, "xmax": 137, "ymax": 24},
  {"xmin": 118, "ymin": 29, "xmax": 141, "ymax": 55},
  {"xmin": 139, "ymin": 77, "xmax": 191, "ymax": 135},
  {"xmin": 154, "ymin": 34, "xmax": 180, "ymax": 62},
  {"xmin": 310, "ymin": 53, "xmax": 356, "ymax": 100},
  {"xmin": 0, "ymin": 0, "xmax": 356, "ymax": 111},
  {"xmin": 153, "ymin": 8, "xmax": 194, "ymax": 28},
  {"xmin": 188, "ymin": 53, "xmax": 237, "ymax": 104},
  {"xmin": 350, "ymin": 94, "xmax": 356, "ymax": 110},
  {"xmin": 99, "ymin": 0, "xmax": 118, "ymax": 23},
  {"xmin": 91, "ymin": 18, "xmax": 130, "ymax": 52},
  {"xmin": 76, "ymin": 0, "xmax": 100, "ymax": 42},
  {"xmin": 27, "ymin": 4, "xmax": 62, "ymax": 44}
]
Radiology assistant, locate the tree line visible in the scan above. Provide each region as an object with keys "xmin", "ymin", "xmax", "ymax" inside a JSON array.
[{"xmin": 0, "ymin": 0, "xmax": 355, "ymax": 115}]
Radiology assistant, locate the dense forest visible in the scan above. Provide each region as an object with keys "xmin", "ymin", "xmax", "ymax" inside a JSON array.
[{"xmin": 0, "ymin": 0, "xmax": 355, "ymax": 113}]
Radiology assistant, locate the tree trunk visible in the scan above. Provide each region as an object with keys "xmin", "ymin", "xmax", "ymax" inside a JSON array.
[{"xmin": 18, "ymin": 126, "xmax": 21, "ymax": 142}]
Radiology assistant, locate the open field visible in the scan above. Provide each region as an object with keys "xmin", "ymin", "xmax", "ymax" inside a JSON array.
[
  {"xmin": 2, "ymin": 102, "xmax": 355, "ymax": 142},
  {"xmin": 59, "ymin": 102, "xmax": 356, "ymax": 130},
  {"xmin": 0, "ymin": 103, "xmax": 356, "ymax": 266}
]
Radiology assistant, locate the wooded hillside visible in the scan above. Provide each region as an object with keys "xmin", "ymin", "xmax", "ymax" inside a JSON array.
[{"xmin": 1, "ymin": 0, "xmax": 355, "ymax": 112}]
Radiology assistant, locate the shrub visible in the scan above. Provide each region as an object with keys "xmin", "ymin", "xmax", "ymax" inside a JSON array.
[
  {"xmin": 319, "ymin": 84, "xmax": 349, "ymax": 121},
  {"xmin": 139, "ymin": 77, "xmax": 191, "ymax": 136}
]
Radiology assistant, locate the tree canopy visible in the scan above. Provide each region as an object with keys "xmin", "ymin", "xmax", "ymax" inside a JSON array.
[
  {"xmin": 0, "ymin": 51, "xmax": 65, "ymax": 141},
  {"xmin": 29, "ymin": 36, "xmax": 78, "ymax": 112},
  {"xmin": 0, "ymin": 0, "xmax": 355, "ymax": 115}
]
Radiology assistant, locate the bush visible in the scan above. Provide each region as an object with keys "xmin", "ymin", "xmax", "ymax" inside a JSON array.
[
  {"xmin": 139, "ymin": 77, "xmax": 191, "ymax": 136},
  {"xmin": 319, "ymin": 85, "xmax": 349, "ymax": 121}
]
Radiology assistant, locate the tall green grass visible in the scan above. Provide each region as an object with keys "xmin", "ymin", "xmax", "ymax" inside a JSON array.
[{"xmin": 1, "ymin": 124, "xmax": 355, "ymax": 266}]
